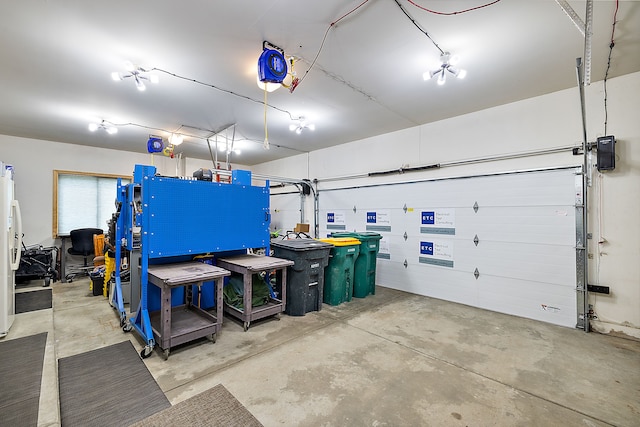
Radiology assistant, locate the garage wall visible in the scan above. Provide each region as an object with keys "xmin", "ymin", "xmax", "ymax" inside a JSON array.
[
  {"xmin": 0, "ymin": 135, "xmax": 249, "ymax": 249},
  {"xmin": 253, "ymin": 71, "xmax": 640, "ymax": 338}
]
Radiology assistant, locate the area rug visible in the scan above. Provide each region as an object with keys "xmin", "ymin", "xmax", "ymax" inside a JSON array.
[
  {"xmin": 15, "ymin": 288, "xmax": 52, "ymax": 314},
  {"xmin": 131, "ymin": 383, "xmax": 263, "ymax": 427},
  {"xmin": 0, "ymin": 332, "xmax": 48, "ymax": 426},
  {"xmin": 58, "ymin": 340, "xmax": 170, "ymax": 426}
]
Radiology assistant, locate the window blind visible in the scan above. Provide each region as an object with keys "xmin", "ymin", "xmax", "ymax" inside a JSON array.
[{"xmin": 57, "ymin": 174, "xmax": 122, "ymax": 235}]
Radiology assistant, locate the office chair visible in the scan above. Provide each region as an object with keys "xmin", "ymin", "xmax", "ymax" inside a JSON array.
[{"xmin": 65, "ymin": 228, "xmax": 103, "ymax": 281}]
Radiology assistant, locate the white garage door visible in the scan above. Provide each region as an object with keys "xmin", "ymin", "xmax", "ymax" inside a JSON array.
[
  {"xmin": 271, "ymin": 192, "xmax": 304, "ymax": 235},
  {"xmin": 318, "ymin": 168, "xmax": 582, "ymax": 328}
]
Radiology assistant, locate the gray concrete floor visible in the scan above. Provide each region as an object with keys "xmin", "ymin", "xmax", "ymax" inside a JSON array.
[{"xmin": 7, "ymin": 277, "xmax": 640, "ymax": 426}]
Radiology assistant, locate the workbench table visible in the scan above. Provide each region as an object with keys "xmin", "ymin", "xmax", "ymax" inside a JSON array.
[
  {"xmin": 147, "ymin": 261, "xmax": 230, "ymax": 359},
  {"xmin": 217, "ymin": 254, "xmax": 294, "ymax": 331}
]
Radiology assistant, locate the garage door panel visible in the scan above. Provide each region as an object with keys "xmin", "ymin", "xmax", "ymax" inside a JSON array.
[
  {"xmin": 271, "ymin": 193, "xmax": 302, "ymax": 233},
  {"xmin": 477, "ymin": 276, "xmax": 576, "ymax": 327},
  {"xmin": 378, "ymin": 261, "xmax": 478, "ymax": 306},
  {"xmin": 319, "ymin": 168, "xmax": 580, "ymax": 328}
]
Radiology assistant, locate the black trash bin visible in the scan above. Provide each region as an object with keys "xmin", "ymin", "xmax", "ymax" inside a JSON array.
[{"xmin": 271, "ymin": 239, "xmax": 333, "ymax": 316}]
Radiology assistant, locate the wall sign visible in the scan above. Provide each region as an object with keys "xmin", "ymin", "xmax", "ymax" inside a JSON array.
[
  {"xmin": 418, "ymin": 239, "xmax": 454, "ymax": 268},
  {"xmin": 420, "ymin": 208, "xmax": 455, "ymax": 235},
  {"xmin": 326, "ymin": 210, "xmax": 346, "ymax": 230},
  {"xmin": 366, "ymin": 209, "xmax": 391, "ymax": 232},
  {"xmin": 377, "ymin": 237, "xmax": 391, "ymax": 259}
]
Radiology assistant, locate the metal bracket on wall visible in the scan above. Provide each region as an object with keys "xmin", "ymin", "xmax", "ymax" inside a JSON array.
[
  {"xmin": 403, "ymin": 232, "xmax": 408, "ymax": 241},
  {"xmin": 403, "ymin": 203, "xmax": 408, "ymax": 213},
  {"xmin": 473, "ymin": 201, "xmax": 479, "ymax": 213},
  {"xmin": 403, "ymin": 259, "xmax": 408, "ymax": 268},
  {"xmin": 474, "ymin": 268, "xmax": 480, "ymax": 279},
  {"xmin": 473, "ymin": 235, "xmax": 479, "ymax": 246},
  {"xmin": 353, "ymin": 205, "xmax": 357, "ymax": 213}
]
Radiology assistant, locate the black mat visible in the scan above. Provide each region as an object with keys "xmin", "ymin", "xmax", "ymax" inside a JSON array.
[
  {"xmin": 58, "ymin": 340, "xmax": 170, "ymax": 427},
  {"xmin": 15, "ymin": 288, "xmax": 52, "ymax": 314},
  {"xmin": 131, "ymin": 384, "xmax": 263, "ymax": 427},
  {"xmin": 0, "ymin": 332, "xmax": 48, "ymax": 427}
]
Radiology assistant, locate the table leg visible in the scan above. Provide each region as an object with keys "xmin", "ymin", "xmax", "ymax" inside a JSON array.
[
  {"xmin": 60, "ymin": 236, "xmax": 67, "ymax": 283},
  {"xmin": 160, "ymin": 284, "xmax": 171, "ymax": 351}
]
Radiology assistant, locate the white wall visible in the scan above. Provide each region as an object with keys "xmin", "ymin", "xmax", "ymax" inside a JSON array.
[
  {"xmin": 0, "ymin": 136, "xmax": 249, "ymax": 249},
  {"xmin": 253, "ymin": 72, "xmax": 640, "ymax": 338}
]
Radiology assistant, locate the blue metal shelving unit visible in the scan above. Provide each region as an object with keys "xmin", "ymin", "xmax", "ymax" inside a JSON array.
[{"xmin": 118, "ymin": 165, "xmax": 271, "ymax": 358}]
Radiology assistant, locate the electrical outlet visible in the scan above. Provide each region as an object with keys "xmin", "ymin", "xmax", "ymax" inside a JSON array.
[{"xmin": 588, "ymin": 253, "xmax": 594, "ymax": 259}]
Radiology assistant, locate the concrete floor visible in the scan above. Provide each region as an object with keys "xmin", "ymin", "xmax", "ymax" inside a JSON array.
[{"xmin": 7, "ymin": 277, "xmax": 640, "ymax": 427}]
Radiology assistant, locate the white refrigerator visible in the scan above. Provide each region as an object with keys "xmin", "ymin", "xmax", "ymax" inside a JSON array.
[{"xmin": 0, "ymin": 162, "xmax": 22, "ymax": 338}]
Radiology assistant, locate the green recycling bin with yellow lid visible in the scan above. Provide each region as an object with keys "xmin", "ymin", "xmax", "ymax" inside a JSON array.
[
  {"xmin": 318, "ymin": 237, "xmax": 361, "ymax": 306},
  {"xmin": 331, "ymin": 231, "xmax": 383, "ymax": 298}
]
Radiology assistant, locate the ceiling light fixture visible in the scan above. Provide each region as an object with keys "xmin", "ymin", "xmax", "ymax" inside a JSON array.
[
  {"xmin": 256, "ymin": 76, "xmax": 281, "ymax": 93},
  {"xmin": 169, "ymin": 133, "xmax": 184, "ymax": 146},
  {"xmin": 423, "ymin": 52, "xmax": 466, "ymax": 86},
  {"xmin": 289, "ymin": 117, "xmax": 315, "ymax": 135},
  {"xmin": 88, "ymin": 120, "xmax": 118, "ymax": 135},
  {"xmin": 111, "ymin": 61, "xmax": 159, "ymax": 91}
]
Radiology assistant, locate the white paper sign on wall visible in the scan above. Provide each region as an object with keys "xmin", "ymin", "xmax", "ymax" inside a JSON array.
[
  {"xmin": 418, "ymin": 239, "xmax": 454, "ymax": 268},
  {"xmin": 420, "ymin": 208, "xmax": 456, "ymax": 236}
]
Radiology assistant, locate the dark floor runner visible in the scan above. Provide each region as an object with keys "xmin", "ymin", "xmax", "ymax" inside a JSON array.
[
  {"xmin": 58, "ymin": 340, "xmax": 170, "ymax": 427},
  {"xmin": 15, "ymin": 288, "xmax": 52, "ymax": 314},
  {"xmin": 131, "ymin": 383, "xmax": 263, "ymax": 427},
  {"xmin": 0, "ymin": 332, "xmax": 48, "ymax": 427}
]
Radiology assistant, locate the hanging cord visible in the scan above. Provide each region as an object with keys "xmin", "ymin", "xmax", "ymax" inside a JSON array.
[
  {"xmin": 296, "ymin": 0, "xmax": 372, "ymax": 89},
  {"xmin": 392, "ymin": 0, "xmax": 444, "ymax": 54},
  {"xmin": 603, "ymin": 0, "xmax": 619, "ymax": 135},
  {"xmin": 407, "ymin": 0, "xmax": 502, "ymax": 15},
  {"xmin": 152, "ymin": 67, "xmax": 297, "ymax": 120},
  {"xmin": 263, "ymin": 86, "xmax": 269, "ymax": 149}
]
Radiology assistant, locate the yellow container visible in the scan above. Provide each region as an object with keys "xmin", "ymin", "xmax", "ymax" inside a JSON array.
[{"xmin": 318, "ymin": 237, "xmax": 361, "ymax": 247}]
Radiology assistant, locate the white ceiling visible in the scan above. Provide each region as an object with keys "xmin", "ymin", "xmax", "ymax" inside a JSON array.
[{"xmin": 1, "ymin": 1, "xmax": 639, "ymax": 166}]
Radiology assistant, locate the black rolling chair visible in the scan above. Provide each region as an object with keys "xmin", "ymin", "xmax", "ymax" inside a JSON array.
[{"xmin": 66, "ymin": 228, "xmax": 103, "ymax": 281}]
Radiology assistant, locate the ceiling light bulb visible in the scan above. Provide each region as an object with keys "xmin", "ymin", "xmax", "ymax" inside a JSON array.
[
  {"xmin": 106, "ymin": 126, "xmax": 118, "ymax": 135},
  {"xmin": 135, "ymin": 78, "xmax": 146, "ymax": 91},
  {"xmin": 111, "ymin": 71, "xmax": 123, "ymax": 81},
  {"xmin": 124, "ymin": 61, "xmax": 135, "ymax": 72},
  {"xmin": 457, "ymin": 69, "xmax": 467, "ymax": 79},
  {"xmin": 289, "ymin": 124, "xmax": 297, "ymax": 131},
  {"xmin": 449, "ymin": 54, "xmax": 461, "ymax": 66},
  {"xmin": 149, "ymin": 74, "xmax": 159, "ymax": 84},
  {"xmin": 307, "ymin": 124, "xmax": 316, "ymax": 131},
  {"xmin": 295, "ymin": 127, "xmax": 302, "ymax": 135},
  {"xmin": 234, "ymin": 149, "xmax": 241, "ymax": 155},
  {"xmin": 437, "ymin": 72, "xmax": 446, "ymax": 86},
  {"xmin": 88, "ymin": 123, "xmax": 98, "ymax": 132}
]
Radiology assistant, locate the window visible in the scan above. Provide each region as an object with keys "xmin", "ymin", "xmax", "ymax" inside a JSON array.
[{"xmin": 53, "ymin": 170, "xmax": 131, "ymax": 237}]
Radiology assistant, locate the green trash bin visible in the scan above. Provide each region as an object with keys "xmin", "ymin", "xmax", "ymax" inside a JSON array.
[
  {"xmin": 331, "ymin": 231, "xmax": 383, "ymax": 298},
  {"xmin": 318, "ymin": 237, "xmax": 361, "ymax": 306}
]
